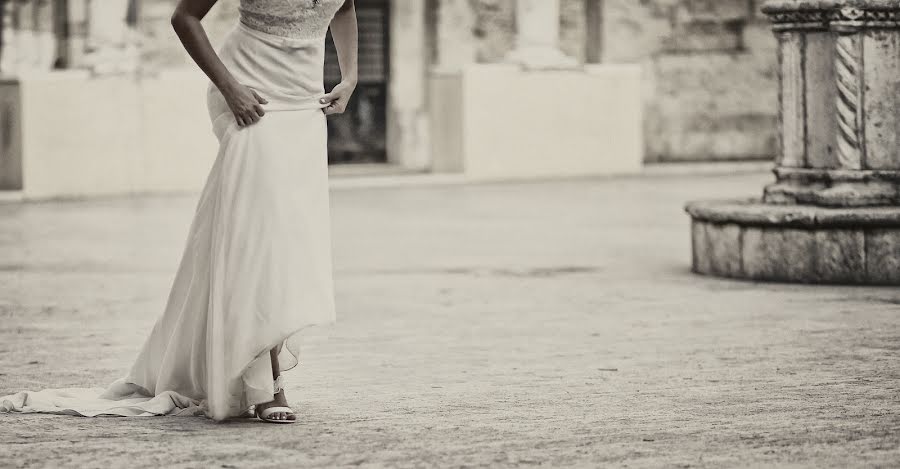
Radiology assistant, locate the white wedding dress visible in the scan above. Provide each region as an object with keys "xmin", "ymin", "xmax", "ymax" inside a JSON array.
[{"xmin": 1, "ymin": 0, "xmax": 344, "ymax": 421}]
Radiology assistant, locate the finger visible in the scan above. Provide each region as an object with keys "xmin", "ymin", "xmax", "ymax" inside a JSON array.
[
  {"xmin": 236, "ymin": 114, "xmax": 245, "ymax": 127},
  {"xmin": 248, "ymin": 111, "xmax": 260, "ymax": 124},
  {"xmin": 254, "ymin": 104, "xmax": 266, "ymax": 117},
  {"xmin": 251, "ymin": 89, "xmax": 268, "ymax": 104},
  {"xmin": 320, "ymin": 91, "xmax": 337, "ymax": 105}
]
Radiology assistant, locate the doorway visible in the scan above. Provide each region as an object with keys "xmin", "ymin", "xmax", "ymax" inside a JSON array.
[{"xmin": 324, "ymin": 0, "xmax": 389, "ymax": 165}]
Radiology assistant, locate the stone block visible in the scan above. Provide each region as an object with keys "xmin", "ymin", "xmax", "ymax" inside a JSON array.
[
  {"xmin": 688, "ymin": 200, "xmax": 900, "ymax": 285},
  {"xmin": 559, "ymin": 0, "xmax": 587, "ymax": 63},
  {"xmin": 601, "ymin": 0, "xmax": 673, "ymax": 63},
  {"xmin": 0, "ymin": 81, "xmax": 22, "ymax": 190},
  {"xmin": 429, "ymin": 63, "xmax": 643, "ymax": 180},
  {"xmin": 813, "ymin": 230, "xmax": 866, "ymax": 283},
  {"xmin": 691, "ymin": 221, "xmax": 712, "ymax": 274},
  {"xmin": 650, "ymin": 53, "xmax": 778, "ymax": 161},
  {"xmin": 751, "ymin": 0, "xmax": 770, "ymax": 20},
  {"xmin": 742, "ymin": 227, "xmax": 817, "ymax": 282},
  {"xmin": 696, "ymin": 222, "xmax": 744, "ymax": 278},
  {"xmin": 2, "ymin": 71, "xmax": 217, "ymax": 199},
  {"xmin": 600, "ymin": 0, "xmax": 779, "ymax": 162},
  {"xmin": 866, "ymin": 230, "xmax": 900, "ymax": 285},
  {"xmin": 661, "ymin": 21, "xmax": 744, "ymax": 53},
  {"xmin": 743, "ymin": 21, "xmax": 778, "ymax": 60},
  {"xmin": 433, "ymin": 0, "xmax": 478, "ymax": 72},
  {"xmin": 675, "ymin": 0, "xmax": 753, "ymax": 22},
  {"xmin": 470, "ymin": 0, "xmax": 516, "ymax": 63}
]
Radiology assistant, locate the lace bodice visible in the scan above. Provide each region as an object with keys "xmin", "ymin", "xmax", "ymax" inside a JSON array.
[{"xmin": 239, "ymin": 0, "xmax": 345, "ymax": 40}]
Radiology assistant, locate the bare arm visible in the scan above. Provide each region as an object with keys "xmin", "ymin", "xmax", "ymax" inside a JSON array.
[
  {"xmin": 171, "ymin": 0, "xmax": 267, "ymax": 126},
  {"xmin": 320, "ymin": 0, "xmax": 358, "ymax": 115}
]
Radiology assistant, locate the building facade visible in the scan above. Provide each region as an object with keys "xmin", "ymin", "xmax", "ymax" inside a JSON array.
[{"xmin": 0, "ymin": 0, "xmax": 777, "ymax": 176}]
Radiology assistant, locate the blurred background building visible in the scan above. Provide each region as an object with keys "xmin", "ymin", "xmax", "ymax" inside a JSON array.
[{"xmin": 0, "ymin": 0, "xmax": 776, "ymax": 199}]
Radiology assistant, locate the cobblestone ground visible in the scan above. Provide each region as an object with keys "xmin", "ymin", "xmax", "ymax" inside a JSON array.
[{"xmin": 0, "ymin": 172, "xmax": 898, "ymax": 468}]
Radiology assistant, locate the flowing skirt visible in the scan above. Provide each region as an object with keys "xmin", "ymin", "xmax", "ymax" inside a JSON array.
[{"xmin": 1, "ymin": 23, "xmax": 336, "ymax": 421}]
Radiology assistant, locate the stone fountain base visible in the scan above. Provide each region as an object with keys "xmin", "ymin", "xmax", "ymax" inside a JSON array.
[{"xmin": 686, "ymin": 200, "xmax": 900, "ymax": 285}]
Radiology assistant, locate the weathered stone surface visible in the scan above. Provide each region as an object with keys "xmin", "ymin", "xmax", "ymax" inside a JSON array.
[
  {"xmin": 601, "ymin": 0, "xmax": 673, "ymax": 63},
  {"xmin": 687, "ymin": 199, "xmax": 900, "ymax": 228},
  {"xmin": 650, "ymin": 53, "xmax": 777, "ymax": 162},
  {"xmin": 694, "ymin": 222, "xmax": 744, "ymax": 278},
  {"xmin": 776, "ymin": 30, "xmax": 807, "ymax": 168},
  {"xmin": 690, "ymin": 0, "xmax": 900, "ymax": 286},
  {"xmin": 603, "ymin": 0, "xmax": 778, "ymax": 162},
  {"xmin": 761, "ymin": 0, "xmax": 900, "ymax": 206},
  {"xmin": 469, "ymin": 0, "xmax": 516, "ymax": 63},
  {"xmin": 0, "ymin": 83, "xmax": 22, "ymax": 191},
  {"xmin": 742, "ymin": 226, "xmax": 818, "ymax": 281},
  {"xmin": 678, "ymin": 0, "xmax": 755, "ymax": 22},
  {"xmin": 661, "ymin": 20, "xmax": 744, "ymax": 53},
  {"xmin": 803, "ymin": 31, "xmax": 839, "ymax": 169},
  {"xmin": 813, "ymin": 230, "xmax": 865, "ymax": 283},
  {"xmin": 811, "ymin": 181, "xmax": 900, "ymax": 207},
  {"xmin": 866, "ymin": 229, "xmax": 900, "ymax": 285},
  {"xmin": 432, "ymin": 0, "xmax": 477, "ymax": 71},
  {"xmin": 762, "ymin": 0, "xmax": 900, "ymax": 12},
  {"xmin": 690, "ymin": 199, "xmax": 887, "ymax": 227},
  {"xmin": 689, "ymin": 200, "xmax": 900, "ymax": 284},
  {"xmin": 691, "ymin": 220, "xmax": 713, "ymax": 274},
  {"xmin": 862, "ymin": 29, "xmax": 900, "ymax": 170},
  {"xmin": 558, "ymin": 0, "xmax": 586, "ymax": 63}
]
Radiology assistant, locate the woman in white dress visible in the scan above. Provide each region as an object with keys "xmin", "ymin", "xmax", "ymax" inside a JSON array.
[{"xmin": 0, "ymin": 0, "xmax": 356, "ymax": 424}]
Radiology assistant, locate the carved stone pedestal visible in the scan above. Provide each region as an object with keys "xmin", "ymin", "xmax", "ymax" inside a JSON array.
[{"xmin": 686, "ymin": 0, "xmax": 900, "ymax": 285}]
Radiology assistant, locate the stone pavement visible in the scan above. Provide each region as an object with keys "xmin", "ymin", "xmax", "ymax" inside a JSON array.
[{"xmin": 0, "ymin": 171, "xmax": 897, "ymax": 468}]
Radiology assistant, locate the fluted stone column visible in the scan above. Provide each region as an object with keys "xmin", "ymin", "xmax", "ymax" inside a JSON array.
[
  {"xmin": 763, "ymin": 1, "xmax": 900, "ymax": 207},
  {"xmin": 0, "ymin": 0, "xmax": 12, "ymax": 74},
  {"xmin": 433, "ymin": 0, "xmax": 476, "ymax": 72},
  {"xmin": 505, "ymin": 0, "xmax": 576, "ymax": 70},
  {"xmin": 83, "ymin": 0, "xmax": 137, "ymax": 75},
  {"xmin": 0, "ymin": 0, "xmax": 53, "ymax": 74},
  {"xmin": 0, "ymin": 0, "xmax": 74, "ymax": 75},
  {"xmin": 56, "ymin": 0, "xmax": 89, "ymax": 69},
  {"xmin": 686, "ymin": 0, "xmax": 900, "ymax": 285}
]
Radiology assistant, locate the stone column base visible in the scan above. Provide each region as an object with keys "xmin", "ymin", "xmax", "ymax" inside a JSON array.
[
  {"xmin": 685, "ymin": 199, "xmax": 900, "ymax": 285},
  {"xmin": 764, "ymin": 168, "xmax": 900, "ymax": 207}
]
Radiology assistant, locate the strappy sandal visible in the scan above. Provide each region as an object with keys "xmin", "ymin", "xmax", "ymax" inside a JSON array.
[{"xmin": 256, "ymin": 375, "xmax": 296, "ymax": 424}]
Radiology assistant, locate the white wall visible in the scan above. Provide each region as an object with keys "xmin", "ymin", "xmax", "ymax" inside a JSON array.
[
  {"xmin": 430, "ymin": 63, "xmax": 644, "ymax": 181},
  {"xmin": 3, "ymin": 70, "xmax": 217, "ymax": 199}
]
